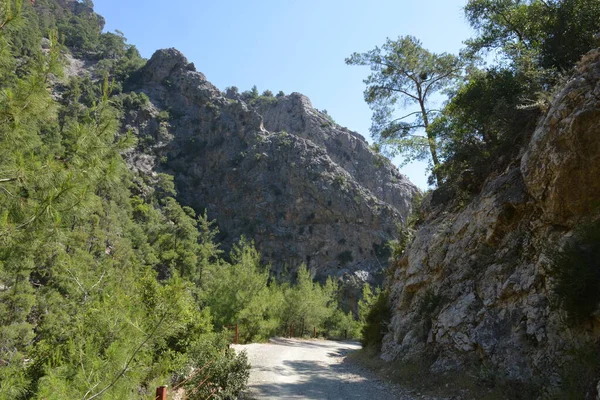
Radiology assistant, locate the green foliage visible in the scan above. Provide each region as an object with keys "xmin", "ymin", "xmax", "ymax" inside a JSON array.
[
  {"xmin": 348, "ymin": 1, "xmax": 600, "ymax": 193},
  {"xmin": 157, "ymin": 109, "xmax": 170, "ymax": 122},
  {"xmin": 31, "ymin": 0, "xmax": 145, "ymax": 81},
  {"xmin": 389, "ymin": 225, "xmax": 415, "ymax": 260},
  {"xmin": 182, "ymin": 333, "xmax": 250, "ymax": 399},
  {"xmin": 275, "ymin": 131, "xmax": 292, "ymax": 146},
  {"xmin": 320, "ymin": 108, "xmax": 336, "ymax": 124},
  {"xmin": 283, "ymin": 266, "xmax": 339, "ymax": 337},
  {"xmin": 433, "ymin": 0, "xmax": 600, "ymax": 193},
  {"xmin": 432, "ymin": 67, "xmax": 540, "ymax": 191},
  {"xmin": 361, "ymin": 289, "xmax": 391, "ymax": 350},
  {"xmin": 0, "ymin": 4, "xmax": 247, "ymax": 397},
  {"xmin": 465, "ymin": 0, "xmax": 600, "ymax": 73},
  {"xmin": 358, "ymin": 284, "xmax": 379, "ymax": 325},
  {"xmin": 323, "ymin": 307, "xmax": 362, "ymax": 339},
  {"xmin": 241, "ymin": 85, "xmax": 259, "ymax": 100},
  {"xmin": 200, "ymin": 248, "xmax": 358, "ymax": 343},
  {"xmin": 539, "ymin": 0, "xmax": 600, "ymax": 71},
  {"xmin": 200, "ymin": 238, "xmax": 283, "ymax": 342},
  {"xmin": 548, "ymin": 222, "xmax": 600, "ymax": 324},
  {"xmin": 389, "ymin": 193, "xmax": 423, "ymax": 261},
  {"xmin": 346, "ymin": 35, "xmax": 466, "ymax": 183}
]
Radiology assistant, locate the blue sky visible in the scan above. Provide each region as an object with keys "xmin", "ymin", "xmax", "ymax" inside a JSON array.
[{"xmin": 94, "ymin": 0, "xmax": 473, "ymax": 189}]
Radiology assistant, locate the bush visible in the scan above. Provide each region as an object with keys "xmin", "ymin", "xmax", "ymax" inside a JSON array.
[
  {"xmin": 548, "ymin": 222, "xmax": 600, "ymax": 324},
  {"xmin": 157, "ymin": 110, "xmax": 170, "ymax": 122},
  {"xmin": 183, "ymin": 333, "xmax": 250, "ymax": 399},
  {"xmin": 120, "ymin": 91, "xmax": 149, "ymax": 110},
  {"xmin": 241, "ymin": 85, "xmax": 259, "ymax": 100},
  {"xmin": 361, "ymin": 290, "xmax": 391, "ymax": 350},
  {"xmin": 323, "ymin": 308, "xmax": 361, "ymax": 339}
]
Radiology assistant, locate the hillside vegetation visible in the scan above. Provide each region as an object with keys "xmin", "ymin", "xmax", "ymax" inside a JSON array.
[
  {"xmin": 3, "ymin": 0, "xmax": 600, "ymax": 398},
  {"xmin": 350, "ymin": 1, "xmax": 600, "ymax": 398},
  {"xmin": 0, "ymin": 1, "xmax": 365, "ymax": 398}
]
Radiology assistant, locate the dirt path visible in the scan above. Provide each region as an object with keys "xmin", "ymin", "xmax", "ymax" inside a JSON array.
[{"xmin": 233, "ymin": 338, "xmax": 442, "ymax": 400}]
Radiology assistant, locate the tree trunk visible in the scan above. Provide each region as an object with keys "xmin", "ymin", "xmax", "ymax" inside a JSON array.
[{"xmin": 419, "ymin": 100, "xmax": 441, "ymax": 185}]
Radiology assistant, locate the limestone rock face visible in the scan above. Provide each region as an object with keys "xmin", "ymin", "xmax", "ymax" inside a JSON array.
[
  {"xmin": 255, "ymin": 93, "xmax": 415, "ymax": 216},
  {"xmin": 522, "ymin": 50, "xmax": 600, "ymax": 226},
  {"xmin": 383, "ymin": 48, "xmax": 600, "ymax": 382},
  {"xmin": 125, "ymin": 48, "xmax": 419, "ymax": 286}
]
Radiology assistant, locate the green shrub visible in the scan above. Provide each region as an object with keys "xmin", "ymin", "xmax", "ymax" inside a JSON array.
[
  {"xmin": 323, "ymin": 308, "xmax": 361, "ymax": 339},
  {"xmin": 241, "ymin": 85, "xmax": 259, "ymax": 100},
  {"xmin": 433, "ymin": 68, "xmax": 540, "ymax": 194},
  {"xmin": 548, "ymin": 222, "xmax": 600, "ymax": 324},
  {"xmin": 157, "ymin": 110, "xmax": 170, "ymax": 122},
  {"xmin": 320, "ymin": 109, "xmax": 336, "ymax": 124},
  {"xmin": 120, "ymin": 91, "xmax": 149, "ymax": 110},
  {"xmin": 182, "ymin": 333, "xmax": 250, "ymax": 400},
  {"xmin": 361, "ymin": 290, "xmax": 391, "ymax": 350}
]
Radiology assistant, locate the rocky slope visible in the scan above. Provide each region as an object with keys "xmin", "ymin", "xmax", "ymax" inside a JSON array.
[
  {"xmin": 382, "ymin": 49, "xmax": 600, "ymax": 390},
  {"xmin": 121, "ymin": 48, "xmax": 419, "ymax": 287}
]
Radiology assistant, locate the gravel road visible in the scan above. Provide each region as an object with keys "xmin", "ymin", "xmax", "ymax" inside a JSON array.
[{"xmin": 233, "ymin": 338, "xmax": 442, "ymax": 400}]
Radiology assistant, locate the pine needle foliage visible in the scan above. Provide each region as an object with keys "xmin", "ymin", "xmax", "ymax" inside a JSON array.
[
  {"xmin": 0, "ymin": 2, "xmax": 250, "ymax": 398},
  {"xmin": 0, "ymin": 2, "xmax": 363, "ymax": 398}
]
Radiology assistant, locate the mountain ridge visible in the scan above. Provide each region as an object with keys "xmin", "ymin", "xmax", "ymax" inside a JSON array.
[{"xmin": 114, "ymin": 47, "xmax": 419, "ymax": 288}]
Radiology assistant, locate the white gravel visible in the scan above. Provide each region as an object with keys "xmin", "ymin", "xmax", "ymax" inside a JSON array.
[{"xmin": 232, "ymin": 338, "xmax": 444, "ymax": 400}]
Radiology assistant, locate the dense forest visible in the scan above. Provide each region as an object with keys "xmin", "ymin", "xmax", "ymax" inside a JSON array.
[
  {"xmin": 2, "ymin": 0, "xmax": 600, "ymax": 398},
  {"xmin": 0, "ymin": 1, "xmax": 369, "ymax": 398}
]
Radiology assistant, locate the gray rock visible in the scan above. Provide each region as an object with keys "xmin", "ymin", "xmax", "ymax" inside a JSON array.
[
  {"xmin": 123, "ymin": 49, "xmax": 419, "ymax": 300},
  {"xmin": 521, "ymin": 50, "xmax": 600, "ymax": 226},
  {"xmin": 383, "ymin": 48, "xmax": 600, "ymax": 385}
]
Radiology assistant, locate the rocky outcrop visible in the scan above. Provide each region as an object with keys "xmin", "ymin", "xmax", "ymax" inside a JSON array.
[
  {"xmin": 124, "ymin": 48, "xmax": 419, "ymax": 286},
  {"xmin": 383, "ymin": 48, "xmax": 600, "ymax": 385},
  {"xmin": 255, "ymin": 94, "xmax": 415, "ymax": 213},
  {"xmin": 521, "ymin": 50, "xmax": 600, "ymax": 226}
]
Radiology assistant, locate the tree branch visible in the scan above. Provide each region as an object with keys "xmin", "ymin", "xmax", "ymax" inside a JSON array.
[
  {"xmin": 372, "ymin": 85, "xmax": 420, "ymax": 102},
  {"xmin": 389, "ymin": 110, "xmax": 422, "ymax": 122},
  {"xmin": 492, "ymin": 5, "xmax": 525, "ymax": 43},
  {"xmin": 423, "ymin": 68, "xmax": 461, "ymax": 99},
  {"xmin": 372, "ymin": 59, "xmax": 421, "ymax": 89},
  {"xmin": 84, "ymin": 313, "xmax": 167, "ymax": 400}
]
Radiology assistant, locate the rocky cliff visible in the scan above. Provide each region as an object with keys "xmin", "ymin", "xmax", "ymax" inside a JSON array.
[
  {"xmin": 121, "ymin": 48, "xmax": 419, "ymax": 287},
  {"xmin": 383, "ymin": 49, "xmax": 600, "ymax": 390}
]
